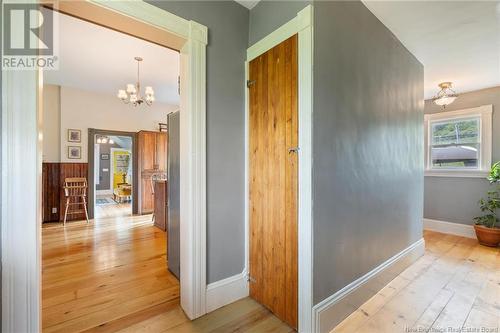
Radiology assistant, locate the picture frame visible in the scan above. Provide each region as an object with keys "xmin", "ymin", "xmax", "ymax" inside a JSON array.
[
  {"xmin": 68, "ymin": 146, "xmax": 81, "ymax": 159},
  {"xmin": 101, "ymin": 153, "xmax": 110, "ymax": 160},
  {"xmin": 68, "ymin": 129, "xmax": 81, "ymax": 143}
]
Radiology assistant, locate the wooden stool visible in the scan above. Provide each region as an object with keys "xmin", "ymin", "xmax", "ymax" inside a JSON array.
[{"xmin": 63, "ymin": 177, "xmax": 89, "ymax": 225}]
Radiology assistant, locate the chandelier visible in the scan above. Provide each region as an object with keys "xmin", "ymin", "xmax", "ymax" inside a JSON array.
[
  {"xmin": 117, "ymin": 57, "xmax": 155, "ymax": 106},
  {"xmin": 96, "ymin": 136, "xmax": 114, "ymax": 144},
  {"xmin": 432, "ymin": 82, "xmax": 458, "ymax": 108}
]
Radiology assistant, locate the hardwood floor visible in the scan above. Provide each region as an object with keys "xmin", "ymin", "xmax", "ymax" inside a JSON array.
[
  {"xmin": 42, "ymin": 215, "xmax": 291, "ymax": 333},
  {"xmin": 95, "ymin": 195, "xmax": 132, "ymax": 219},
  {"xmin": 42, "ymin": 217, "xmax": 499, "ymax": 333},
  {"xmin": 333, "ymin": 230, "xmax": 500, "ymax": 333}
]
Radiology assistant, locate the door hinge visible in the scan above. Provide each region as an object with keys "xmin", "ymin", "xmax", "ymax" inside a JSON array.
[
  {"xmin": 247, "ymin": 80, "xmax": 256, "ymax": 88},
  {"xmin": 178, "ymin": 76, "xmax": 181, "ymax": 95}
]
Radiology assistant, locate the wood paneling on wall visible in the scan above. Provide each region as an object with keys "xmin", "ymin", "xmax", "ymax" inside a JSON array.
[
  {"xmin": 42, "ymin": 162, "xmax": 89, "ymax": 222},
  {"xmin": 42, "ymin": 163, "xmax": 61, "ymax": 222}
]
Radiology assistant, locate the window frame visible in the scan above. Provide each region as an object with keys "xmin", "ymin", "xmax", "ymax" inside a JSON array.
[{"xmin": 424, "ymin": 105, "xmax": 493, "ymax": 178}]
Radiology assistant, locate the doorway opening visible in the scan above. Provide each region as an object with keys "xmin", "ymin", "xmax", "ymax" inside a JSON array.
[
  {"xmin": 39, "ymin": 7, "xmax": 185, "ymax": 331},
  {"xmin": 3, "ymin": 0, "xmax": 208, "ymax": 330},
  {"xmin": 91, "ymin": 132, "xmax": 135, "ymax": 219}
]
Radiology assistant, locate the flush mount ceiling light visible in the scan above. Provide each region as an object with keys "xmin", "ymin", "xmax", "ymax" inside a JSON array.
[
  {"xmin": 117, "ymin": 57, "xmax": 155, "ymax": 107},
  {"xmin": 432, "ymin": 82, "xmax": 458, "ymax": 108},
  {"xmin": 96, "ymin": 136, "xmax": 114, "ymax": 144}
]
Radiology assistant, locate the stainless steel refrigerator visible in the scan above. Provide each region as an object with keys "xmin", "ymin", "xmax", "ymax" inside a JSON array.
[{"xmin": 167, "ymin": 111, "xmax": 180, "ymax": 279}]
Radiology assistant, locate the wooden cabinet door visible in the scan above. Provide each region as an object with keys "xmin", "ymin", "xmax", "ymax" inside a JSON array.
[
  {"xmin": 139, "ymin": 131, "xmax": 156, "ymax": 170},
  {"xmin": 248, "ymin": 35, "xmax": 298, "ymax": 329},
  {"xmin": 156, "ymin": 132, "xmax": 168, "ymax": 171},
  {"xmin": 141, "ymin": 176, "xmax": 154, "ymax": 213}
]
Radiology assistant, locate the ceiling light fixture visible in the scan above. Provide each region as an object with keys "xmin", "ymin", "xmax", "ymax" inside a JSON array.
[
  {"xmin": 432, "ymin": 82, "xmax": 458, "ymax": 108},
  {"xmin": 96, "ymin": 136, "xmax": 114, "ymax": 144},
  {"xmin": 117, "ymin": 57, "xmax": 155, "ymax": 107}
]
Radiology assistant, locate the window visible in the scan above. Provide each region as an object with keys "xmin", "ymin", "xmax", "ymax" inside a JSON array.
[{"xmin": 424, "ymin": 105, "xmax": 492, "ymax": 177}]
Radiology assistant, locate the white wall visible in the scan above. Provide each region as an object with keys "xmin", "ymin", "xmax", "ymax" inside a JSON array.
[
  {"xmin": 43, "ymin": 84, "xmax": 178, "ymax": 163},
  {"xmin": 42, "ymin": 85, "xmax": 61, "ymax": 162}
]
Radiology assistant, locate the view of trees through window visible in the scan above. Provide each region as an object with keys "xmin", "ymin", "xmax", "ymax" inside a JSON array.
[{"xmin": 430, "ymin": 117, "xmax": 479, "ymax": 168}]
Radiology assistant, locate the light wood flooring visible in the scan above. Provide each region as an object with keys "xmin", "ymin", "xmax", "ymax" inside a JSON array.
[
  {"xmin": 42, "ymin": 215, "xmax": 499, "ymax": 333},
  {"xmin": 95, "ymin": 195, "xmax": 132, "ymax": 219},
  {"xmin": 333, "ymin": 230, "xmax": 500, "ymax": 333},
  {"xmin": 42, "ymin": 215, "xmax": 292, "ymax": 333}
]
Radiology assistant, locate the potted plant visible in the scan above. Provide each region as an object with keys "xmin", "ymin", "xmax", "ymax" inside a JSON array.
[{"xmin": 473, "ymin": 161, "xmax": 500, "ymax": 247}]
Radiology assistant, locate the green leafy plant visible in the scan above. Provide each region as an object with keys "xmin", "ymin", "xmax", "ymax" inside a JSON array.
[
  {"xmin": 474, "ymin": 162, "xmax": 500, "ymax": 228},
  {"xmin": 487, "ymin": 161, "xmax": 500, "ymax": 183}
]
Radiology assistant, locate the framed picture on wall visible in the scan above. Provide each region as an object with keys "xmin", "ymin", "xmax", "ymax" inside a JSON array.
[
  {"xmin": 68, "ymin": 146, "xmax": 81, "ymax": 159},
  {"xmin": 68, "ymin": 129, "xmax": 81, "ymax": 142},
  {"xmin": 101, "ymin": 153, "xmax": 110, "ymax": 160}
]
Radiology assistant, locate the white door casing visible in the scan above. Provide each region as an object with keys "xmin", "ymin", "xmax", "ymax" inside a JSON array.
[
  {"xmin": 1, "ymin": 1, "xmax": 208, "ymax": 331},
  {"xmin": 245, "ymin": 5, "xmax": 314, "ymax": 332}
]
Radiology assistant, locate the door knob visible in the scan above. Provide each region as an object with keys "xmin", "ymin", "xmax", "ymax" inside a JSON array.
[{"xmin": 288, "ymin": 147, "xmax": 299, "ymax": 154}]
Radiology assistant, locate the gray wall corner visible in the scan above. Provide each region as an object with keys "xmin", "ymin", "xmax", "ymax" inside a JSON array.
[{"xmin": 146, "ymin": 1, "xmax": 249, "ymax": 284}]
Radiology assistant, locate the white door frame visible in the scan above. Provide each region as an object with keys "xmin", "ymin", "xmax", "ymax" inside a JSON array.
[
  {"xmin": 1, "ymin": 1, "xmax": 208, "ymax": 331},
  {"xmin": 245, "ymin": 5, "xmax": 314, "ymax": 332}
]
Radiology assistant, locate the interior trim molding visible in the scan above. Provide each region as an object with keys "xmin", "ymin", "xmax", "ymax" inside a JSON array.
[
  {"xmin": 312, "ymin": 238, "xmax": 425, "ymax": 333},
  {"xmin": 206, "ymin": 270, "xmax": 249, "ymax": 313},
  {"xmin": 424, "ymin": 170, "xmax": 489, "ymax": 178},
  {"xmin": 244, "ymin": 5, "xmax": 314, "ymax": 332},
  {"xmin": 1, "ymin": 25, "xmax": 42, "ymax": 333},
  {"xmin": 2, "ymin": 1, "xmax": 208, "ymax": 331},
  {"xmin": 423, "ymin": 218, "xmax": 476, "ymax": 239}
]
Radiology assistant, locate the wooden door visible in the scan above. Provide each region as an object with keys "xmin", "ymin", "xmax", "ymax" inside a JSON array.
[{"xmin": 248, "ymin": 35, "xmax": 298, "ymax": 329}]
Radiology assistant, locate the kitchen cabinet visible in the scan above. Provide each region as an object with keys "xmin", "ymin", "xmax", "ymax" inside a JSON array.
[{"xmin": 138, "ymin": 130, "xmax": 168, "ymax": 214}]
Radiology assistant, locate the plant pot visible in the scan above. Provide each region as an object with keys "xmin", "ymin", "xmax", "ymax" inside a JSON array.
[{"xmin": 474, "ymin": 224, "xmax": 500, "ymax": 247}]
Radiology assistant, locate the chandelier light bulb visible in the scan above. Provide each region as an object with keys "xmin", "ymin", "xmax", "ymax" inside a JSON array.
[
  {"xmin": 117, "ymin": 89, "xmax": 127, "ymax": 100},
  {"xmin": 126, "ymin": 84, "xmax": 136, "ymax": 94}
]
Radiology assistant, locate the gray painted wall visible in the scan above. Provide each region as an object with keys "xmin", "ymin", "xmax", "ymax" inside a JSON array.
[
  {"xmin": 146, "ymin": 1, "xmax": 248, "ymax": 284},
  {"xmin": 313, "ymin": 1, "xmax": 424, "ymax": 304},
  {"xmin": 248, "ymin": 0, "xmax": 310, "ymax": 46},
  {"xmin": 312, "ymin": 0, "xmax": 423, "ymax": 305},
  {"xmin": 248, "ymin": 0, "xmax": 424, "ymax": 308},
  {"xmin": 424, "ymin": 86, "xmax": 500, "ymax": 225}
]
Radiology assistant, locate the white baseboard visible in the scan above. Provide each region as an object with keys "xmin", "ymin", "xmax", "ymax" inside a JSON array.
[
  {"xmin": 423, "ymin": 218, "xmax": 476, "ymax": 239},
  {"xmin": 312, "ymin": 238, "xmax": 425, "ymax": 333},
  {"xmin": 206, "ymin": 271, "xmax": 249, "ymax": 313}
]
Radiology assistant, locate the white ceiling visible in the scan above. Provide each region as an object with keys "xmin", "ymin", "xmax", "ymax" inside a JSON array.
[
  {"xmin": 362, "ymin": 1, "xmax": 500, "ymax": 99},
  {"xmin": 45, "ymin": 11, "xmax": 180, "ymax": 105}
]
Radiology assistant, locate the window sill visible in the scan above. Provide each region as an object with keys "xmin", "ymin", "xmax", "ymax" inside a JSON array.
[{"xmin": 424, "ymin": 170, "xmax": 489, "ymax": 178}]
